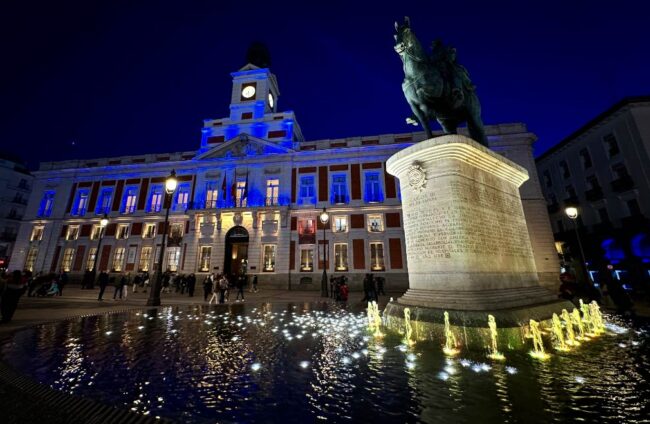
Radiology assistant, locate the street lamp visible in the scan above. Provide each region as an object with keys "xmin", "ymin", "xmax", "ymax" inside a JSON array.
[
  {"xmin": 565, "ymin": 206, "xmax": 590, "ymax": 285},
  {"xmin": 147, "ymin": 170, "xmax": 178, "ymax": 306},
  {"xmin": 319, "ymin": 207, "xmax": 330, "ymax": 298},
  {"xmin": 88, "ymin": 213, "xmax": 109, "ymax": 289}
]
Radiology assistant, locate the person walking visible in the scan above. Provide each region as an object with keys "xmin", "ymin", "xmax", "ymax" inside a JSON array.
[
  {"xmin": 376, "ymin": 275, "xmax": 386, "ymax": 296},
  {"xmin": 97, "ymin": 271, "xmax": 109, "ymax": 301},
  {"xmin": 209, "ymin": 277, "xmax": 220, "ymax": 304},
  {"xmin": 132, "ymin": 274, "xmax": 141, "ymax": 294},
  {"xmin": 0, "ymin": 270, "xmax": 27, "ymax": 323},
  {"xmin": 203, "ymin": 274, "xmax": 214, "ymax": 301},
  {"xmin": 142, "ymin": 272, "xmax": 150, "ymax": 293},
  {"xmin": 218, "ymin": 274, "xmax": 229, "ymax": 304},
  {"xmin": 113, "ymin": 275, "xmax": 126, "ymax": 300},
  {"xmin": 188, "ymin": 273, "xmax": 196, "ymax": 297},
  {"xmin": 250, "ymin": 275, "xmax": 258, "ymax": 293},
  {"xmin": 58, "ymin": 271, "xmax": 68, "ymax": 296},
  {"xmin": 235, "ymin": 274, "xmax": 246, "ymax": 302}
]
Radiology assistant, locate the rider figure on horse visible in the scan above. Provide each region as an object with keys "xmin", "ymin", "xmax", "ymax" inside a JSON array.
[{"xmin": 430, "ymin": 39, "xmax": 474, "ymax": 109}]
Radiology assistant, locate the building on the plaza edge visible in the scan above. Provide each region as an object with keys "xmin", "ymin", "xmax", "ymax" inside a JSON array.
[
  {"xmin": 10, "ymin": 58, "xmax": 560, "ymax": 291},
  {"xmin": 536, "ymin": 96, "xmax": 650, "ymax": 290},
  {"xmin": 0, "ymin": 152, "xmax": 33, "ymax": 270}
]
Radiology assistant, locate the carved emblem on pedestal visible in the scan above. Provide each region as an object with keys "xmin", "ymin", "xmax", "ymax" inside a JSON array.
[{"xmin": 407, "ymin": 163, "xmax": 427, "ymax": 192}]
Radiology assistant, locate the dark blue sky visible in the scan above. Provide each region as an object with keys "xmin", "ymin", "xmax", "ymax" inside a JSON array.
[{"xmin": 2, "ymin": 1, "xmax": 649, "ymax": 168}]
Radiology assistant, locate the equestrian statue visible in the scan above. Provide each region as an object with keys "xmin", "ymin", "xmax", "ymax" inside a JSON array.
[{"xmin": 394, "ymin": 17, "xmax": 488, "ymax": 147}]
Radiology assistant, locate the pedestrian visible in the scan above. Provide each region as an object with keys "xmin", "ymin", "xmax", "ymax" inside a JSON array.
[
  {"xmin": 219, "ymin": 274, "xmax": 229, "ymax": 303},
  {"xmin": 58, "ymin": 271, "xmax": 68, "ymax": 296},
  {"xmin": 339, "ymin": 279, "xmax": 349, "ymax": 302},
  {"xmin": 113, "ymin": 275, "xmax": 126, "ymax": 300},
  {"xmin": 162, "ymin": 272, "xmax": 171, "ymax": 294},
  {"xmin": 362, "ymin": 273, "xmax": 372, "ymax": 302},
  {"xmin": 0, "ymin": 270, "xmax": 27, "ymax": 323},
  {"xmin": 142, "ymin": 272, "xmax": 150, "ymax": 293},
  {"xmin": 132, "ymin": 274, "xmax": 141, "ymax": 294},
  {"xmin": 27, "ymin": 272, "xmax": 40, "ymax": 297},
  {"xmin": 376, "ymin": 275, "xmax": 386, "ymax": 296},
  {"xmin": 251, "ymin": 275, "xmax": 258, "ymax": 293},
  {"xmin": 188, "ymin": 273, "xmax": 196, "ymax": 297},
  {"xmin": 235, "ymin": 274, "xmax": 245, "ymax": 302},
  {"xmin": 203, "ymin": 274, "xmax": 213, "ymax": 301},
  {"xmin": 97, "ymin": 271, "xmax": 109, "ymax": 301},
  {"xmin": 209, "ymin": 277, "xmax": 220, "ymax": 304}
]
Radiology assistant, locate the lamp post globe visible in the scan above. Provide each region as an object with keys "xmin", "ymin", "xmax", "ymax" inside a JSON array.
[
  {"xmin": 100, "ymin": 215, "xmax": 109, "ymax": 228},
  {"xmin": 565, "ymin": 206, "xmax": 578, "ymax": 220},
  {"xmin": 147, "ymin": 169, "xmax": 178, "ymax": 307}
]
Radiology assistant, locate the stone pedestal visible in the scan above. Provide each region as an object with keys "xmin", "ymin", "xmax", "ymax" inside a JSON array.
[{"xmin": 386, "ymin": 135, "xmax": 570, "ymax": 327}]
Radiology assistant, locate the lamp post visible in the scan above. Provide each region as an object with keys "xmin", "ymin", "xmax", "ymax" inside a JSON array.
[
  {"xmin": 565, "ymin": 206, "xmax": 590, "ymax": 285},
  {"xmin": 89, "ymin": 213, "xmax": 109, "ymax": 289},
  {"xmin": 147, "ymin": 170, "xmax": 178, "ymax": 306},
  {"xmin": 319, "ymin": 207, "xmax": 330, "ymax": 298}
]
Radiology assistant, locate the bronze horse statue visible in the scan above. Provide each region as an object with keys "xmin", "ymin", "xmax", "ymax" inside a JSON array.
[{"xmin": 394, "ymin": 17, "xmax": 488, "ymax": 147}]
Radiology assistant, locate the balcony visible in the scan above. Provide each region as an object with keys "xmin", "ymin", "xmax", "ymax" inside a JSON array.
[
  {"xmin": 611, "ymin": 175, "xmax": 635, "ymax": 193},
  {"xmin": 585, "ymin": 187, "xmax": 604, "ymax": 202}
]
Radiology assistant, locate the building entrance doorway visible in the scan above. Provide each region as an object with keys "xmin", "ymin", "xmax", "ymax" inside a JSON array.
[{"xmin": 224, "ymin": 226, "xmax": 249, "ymax": 277}]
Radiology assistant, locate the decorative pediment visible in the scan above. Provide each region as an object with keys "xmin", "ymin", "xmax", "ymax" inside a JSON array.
[{"xmin": 194, "ymin": 134, "xmax": 294, "ymax": 161}]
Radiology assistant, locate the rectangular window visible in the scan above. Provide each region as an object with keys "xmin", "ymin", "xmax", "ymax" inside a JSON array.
[
  {"xmin": 604, "ymin": 133, "xmax": 620, "ymax": 157},
  {"xmin": 38, "ymin": 191, "xmax": 55, "ymax": 217},
  {"xmin": 176, "ymin": 184, "xmax": 190, "ymax": 210},
  {"xmin": 263, "ymin": 244, "xmax": 277, "ymax": 272},
  {"xmin": 334, "ymin": 243, "xmax": 348, "ymax": 271},
  {"xmin": 333, "ymin": 216, "xmax": 348, "ymax": 233},
  {"xmin": 143, "ymin": 223, "xmax": 156, "ymax": 238},
  {"xmin": 139, "ymin": 246, "xmax": 152, "ymax": 271},
  {"xmin": 112, "ymin": 247, "xmax": 125, "ymax": 272},
  {"xmin": 542, "ymin": 170, "xmax": 552, "ymax": 188},
  {"xmin": 72, "ymin": 190, "xmax": 89, "ymax": 216},
  {"xmin": 298, "ymin": 218, "xmax": 315, "ymax": 235},
  {"xmin": 86, "ymin": 247, "xmax": 97, "ymax": 271},
  {"xmin": 168, "ymin": 222, "xmax": 184, "ymax": 246},
  {"xmin": 300, "ymin": 248, "xmax": 313, "ymax": 272},
  {"xmin": 368, "ymin": 214, "xmax": 384, "ymax": 232},
  {"xmin": 166, "ymin": 247, "xmax": 181, "ymax": 272},
  {"xmin": 579, "ymin": 148, "xmax": 593, "ymax": 168},
  {"xmin": 364, "ymin": 172, "xmax": 383, "ymax": 203},
  {"xmin": 299, "ymin": 175, "xmax": 315, "ymax": 203},
  {"xmin": 62, "ymin": 248, "xmax": 75, "ymax": 272},
  {"xmin": 331, "ymin": 174, "xmax": 349, "ymax": 204},
  {"xmin": 199, "ymin": 246, "xmax": 211, "ymax": 272},
  {"xmin": 90, "ymin": 224, "xmax": 102, "ymax": 240},
  {"xmin": 66, "ymin": 225, "xmax": 80, "ymax": 241},
  {"xmin": 266, "ymin": 178, "xmax": 279, "ymax": 206},
  {"xmin": 24, "ymin": 246, "xmax": 38, "ymax": 272},
  {"xmin": 587, "ymin": 176, "xmax": 601, "ymax": 190},
  {"xmin": 370, "ymin": 242, "xmax": 385, "ymax": 271},
  {"xmin": 559, "ymin": 161, "xmax": 571, "ymax": 178},
  {"xmin": 565, "ymin": 185, "xmax": 577, "ymax": 199},
  {"xmin": 116, "ymin": 224, "xmax": 130, "ymax": 239},
  {"xmin": 236, "ymin": 180, "xmax": 247, "ymax": 207},
  {"xmin": 96, "ymin": 188, "xmax": 113, "ymax": 214},
  {"xmin": 30, "ymin": 225, "xmax": 44, "ymax": 241},
  {"xmin": 122, "ymin": 187, "xmax": 138, "ymax": 214},
  {"xmin": 612, "ymin": 163, "xmax": 629, "ymax": 179},
  {"xmin": 205, "ymin": 181, "xmax": 218, "ymax": 208},
  {"xmin": 148, "ymin": 185, "xmax": 163, "ymax": 212}
]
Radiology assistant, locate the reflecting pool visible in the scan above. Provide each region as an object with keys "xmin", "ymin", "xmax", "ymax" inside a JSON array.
[{"xmin": 1, "ymin": 303, "xmax": 649, "ymax": 423}]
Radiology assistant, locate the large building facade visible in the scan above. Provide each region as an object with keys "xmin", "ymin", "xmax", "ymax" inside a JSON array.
[
  {"xmin": 10, "ymin": 62, "xmax": 560, "ymax": 291},
  {"xmin": 536, "ymin": 97, "xmax": 650, "ymax": 289},
  {"xmin": 0, "ymin": 153, "xmax": 33, "ymax": 269}
]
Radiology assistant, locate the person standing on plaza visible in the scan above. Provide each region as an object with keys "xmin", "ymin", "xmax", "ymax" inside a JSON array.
[
  {"xmin": 203, "ymin": 274, "xmax": 213, "ymax": 301},
  {"xmin": 58, "ymin": 271, "xmax": 68, "ymax": 296},
  {"xmin": 376, "ymin": 275, "xmax": 386, "ymax": 296},
  {"xmin": 0, "ymin": 270, "xmax": 27, "ymax": 323},
  {"xmin": 97, "ymin": 271, "xmax": 109, "ymax": 301},
  {"xmin": 132, "ymin": 273, "xmax": 141, "ymax": 294},
  {"xmin": 113, "ymin": 275, "xmax": 126, "ymax": 300},
  {"xmin": 209, "ymin": 277, "xmax": 219, "ymax": 304},
  {"xmin": 250, "ymin": 275, "xmax": 258, "ymax": 293},
  {"xmin": 188, "ymin": 273, "xmax": 196, "ymax": 297},
  {"xmin": 235, "ymin": 274, "xmax": 245, "ymax": 302},
  {"xmin": 218, "ymin": 274, "xmax": 229, "ymax": 304}
]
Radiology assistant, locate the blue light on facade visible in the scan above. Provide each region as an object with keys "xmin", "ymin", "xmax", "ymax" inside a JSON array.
[{"xmin": 601, "ymin": 238, "xmax": 626, "ymax": 262}]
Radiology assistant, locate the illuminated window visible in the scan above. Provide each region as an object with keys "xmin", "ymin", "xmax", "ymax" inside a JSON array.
[
  {"xmin": 38, "ymin": 191, "xmax": 55, "ymax": 217},
  {"xmin": 333, "ymin": 216, "xmax": 348, "ymax": 233},
  {"xmin": 299, "ymin": 176, "xmax": 315, "ymax": 204},
  {"xmin": 198, "ymin": 246, "xmax": 211, "ymax": 272},
  {"xmin": 266, "ymin": 178, "xmax": 279, "ymax": 206},
  {"xmin": 90, "ymin": 224, "xmax": 102, "ymax": 240},
  {"xmin": 331, "ymin": 174, "xmax": 349, "ymax": 204},
  {"xmin": 298, "ymin": 218, "xmax": 315, "ymax": 235},
  {"xmin": 368, "ymin": 215, "xmax": 384, "ymax": 232},
  {"xmin": 334, "ymin": 243, "xmax": 348, "ymax": 271},
  {"xmin": 86, "ymin": 247, "xmax": 97, "ymax": 271},
  {"xmin": 166, "ymin": 247, "xmax": 181, "ymax": 272},
  {"xmin": 148, "ymin": 185, "xmax": 163, "ymax": 212},
  {"xmin": 62, "ymin": 248, "xmax": 75, "ymax": 272},
  {"xmin": 66, "ymin": 225, "xmax": 80, "ymax": 241},
  {"xmin": 122, "ymin": 187, "xmax": 138, "ymax": 214},
  {"xmin": 236, "ymin": 180, "xmax": 247, "ymax": 207},
  {"xmin": 96, "ymin": 188, "xmax": 113, "ymax": 214},
  {"xmin": 168, "ymin": 223, "xmax": 184, "ymax": 246},
  {"xmin": 71, "ymin": 190, "xmax": 89, "ymax": 216},
  {"xmin": 205, "ymin": 181, "xmax": 218, "ymax": 208},
  {"xmin": 263, "ymin": 244, "xmax": 276, "ymax": 272},
  {"xmin": 24, "ymin": 246, "xmax": 38, "ymax": 272},
  {"xmin": 139, "ymin": 246, "xmax": 152, "ymax": 271},
  {"xmin": 116, "ymin": 224, "xmax": 130, "ymax": 239},
  {"xmin": 370, "ymin": 242, "xmax": 385, "ymax": 271},
  {"xmin": 112, "ymin": 247, "xmax": 125, "ymax": 272},
  {"xmin": 300, "ymin": 248, "xmax": 313, "ymax": 272},
  {"xmin": 176, "ymin": 184, "xmax": 190, "ymax": 210},
  {"xmin": 364, "ymin": 172, "xmax": 383, "ymax": 203},
  {"xmin": 30, "ymin": 225, "xmax": 44, "ymax": 241},
  {"xmin": 143, "ymin": 223, "xmax": 156, "ymax": 238}
]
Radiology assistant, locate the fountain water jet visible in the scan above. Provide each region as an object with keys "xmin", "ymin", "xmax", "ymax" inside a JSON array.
[
  {"xmin": 551, "ymin": 313, "xmax": 569, "ymax": 351},
  {"xmin": 443, "ymin": 311, "xmax": 459, "ymax": 356},
  {"xmin": 589, "ymin": 301, "xmax": 605, "ymax": 334},
  {"xmin": 580, "ymin": 299, "xmax": 597, "ymax": 337},
  {"xmin": 571, "ymin": 308, "xmax": 587, "ymax": 340},
  {"xmin": 561, "ymin": 309, "xmax": 579, "ymax": 347},
  {"xmin": 487, "ymin": 314, "xmax": 505, "ymax": 360},
  {"xmin": 403, "ymin": 307, "xmax": 414, "ymax": 346},
  {"xmin": 529, "ymin": 319, "xmax": 550, "ymax": 360}
]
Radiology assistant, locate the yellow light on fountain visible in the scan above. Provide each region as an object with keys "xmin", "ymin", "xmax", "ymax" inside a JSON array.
[
  {"xmin": 589, "ymin": 301, "xmax": 605, "ymax": 334},
  {"xmin": 529, "ymin": 319, "xmax": 550, "ymax": 360},
  {"xmin": 403, "ymin": 307, "xmax": 414, "ymax": 346},
  {"xmin": 561, "ymin": 309, "xmax": 580, "ymax": 347},
  {"xmin": 571, "ymin": 308, "xmax": 587, "ymax": 340},
  {"xmin": 442, "ymin": 311, "xmax": 459, "ymax": 356},
  {"xmin": 551, "ymin": 313, "xmax": 570, "ymax": 352},
  {"xmin": 372, "ymin": 302, "xmax": 384, "ymax": 338},
  {"xmin": 580, "ymin": 299, "xmax": 597, "ymax": 337},
  {"xmin": 486, "ymin": 314, "xmax": 505, "ymax": 360}
]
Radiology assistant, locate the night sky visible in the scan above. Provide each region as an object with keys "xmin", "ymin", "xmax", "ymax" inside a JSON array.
[{"xmin": 2, "ymin": 1, "xmax": 649, "ymax": 169}]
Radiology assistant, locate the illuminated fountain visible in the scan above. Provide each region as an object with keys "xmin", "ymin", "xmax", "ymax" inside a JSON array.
[
  {"xmin": 551, "ymin": 313, "xmax": 569, "ymax": 352},
  {"xmin": 561, "ymin": 309, "xmax": 579, "ymax": 347},
  {"xmin": 589, "ymin": 301, "xmax": 605, "ymax": 334},
  {"xmin": 580, "ymin": 299, "xmax": 596, "ymax": 336},
  {"xmin": 403, "ymin": 307, "xmax": 414, "ymax": 346},
  {"xmin": 529, "ymin": 319, "xmax": 550, "ymax": 360},
  {"xmin": 571, "ymin": 308, "xmax": 587, "ymax": 340},
  {"xmin": 486, "ymin": 314, "xmax": 505, "ymax": 360},
  {"xmin": 442, "ymin": 311, "xmax": 459, "ymax": 356}
]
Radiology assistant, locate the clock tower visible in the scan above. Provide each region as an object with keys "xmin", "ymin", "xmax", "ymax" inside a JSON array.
[{"xmin": 199, "ymin": 44, "xmax": 303, "ymax": 152}]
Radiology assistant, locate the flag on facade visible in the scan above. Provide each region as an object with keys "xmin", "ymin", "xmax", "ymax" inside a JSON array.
[
  {"xmin": 221, "ymin": 173, "xmax": 227, "ymax": 205},
  {"xmin": 243, "ymin": 169, "xmax": 249, "ymax": 206}
]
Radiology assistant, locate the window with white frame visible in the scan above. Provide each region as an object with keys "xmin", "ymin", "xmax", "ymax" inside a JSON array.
[
  {"xmin": 30, "ymin": 225, "xmax": 44, "ymax": 241},
  {"xmin": 62, "ymin": 248, "xmax": 75, "ymax": 272},
  {"xmin": 364, "ymin": 172, "xmax": 383, "ymax": 203},
  {"xmin": 367, "ymin": 214, "xmax": 384, "ymax": 232},
  {"xmin": 334, "ymin": 243, "xmax": 348, "ymax": 271},
  {"xmin": 205, "ymin": 181, "xmax": 218, "ymax": 208},
  {"xmin": 38, "ymin": 191, "xmax": 55, "ymax": 217},
  {"xmin": 112, "ymin": 247, "xmax": 125, "ymax": 272},
  {"xmin": 331, "ymin": 174, "xmax": 348, "ymax": 204},
  {"xmin": 96, "ymin": 188, "xmax": 113, "ymax": 214},
  {"xmin": 66, "ymin": 225, "xmax": 80, "ymax": 240},
  {"xmin": 90, "ymin": 224, "xmax": 102, "ymax": 240},
  {"xmin": 24, "ymin": 246, "xmax": 38, "ymax": 272},
  {"xmin": 169, "ymin": 222, "xmax": 184, "ymax": 238},
  {"xmin": 266, "ymin": 178, "xmax": 279, "ymax": 206},
  {"xmin": 116, "ymin": 224, "xmax": 129, "ymax": 239},
  {"xmin": 300, "ymin": 248, "xmax": 313, "ymax": 272},
  {"xmin": 263, "ymin": 244, "xmax": 276, "ymax": 272},
  {"xmin": 198, "ymin": 246, "xmax": 211, "ymax": 272},
  {"xmin": 139, "ymin": 246, "xmax": 152, "ymax": 271},
  {"xmin": 299, "ymin": 175, "xmax": 315, "ymax": 204},
  {"xmin": 72, "ymin": 190, "xmax": 89, "ymax": 216},
  {"xmin": 143, "ymin": 223, "xmax": 156, "ymax": 238},
  {"xmin": 176, "ymin": 184, "xmax": 190, "ymax": 210},
  {"xmin": 86, "ymin": 247, "xmax": 97, "ymax": 271},
  {"xmin": 333, "ymin": 216, "xmax": 348, "ymax": 233},
  {"xmin": 149, "ymin": 185, "xmax": 163, "ymax": 212},
  {"xmin": 370, "ymin": 242, "xmax": 385, "ymax": 271},
  {"xmin": 166, "ymin": 247, "xmax": 181, "ymax": 272},
  {"xmin": 236, "ymin": 180, "xmax": 247, "ymax": 207},
  {"xmin": 122, "ymin": 187, "xmax": 138, "ymax": 214}
]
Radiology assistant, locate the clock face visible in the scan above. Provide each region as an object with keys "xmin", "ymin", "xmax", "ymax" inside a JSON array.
[
  {"xmin": 268, "ymin": 92, "xmax": 274, "ymax": 108},
  {"xmin": 241, "ymin": 85, "xmax": 256, "ymax": 99}
]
